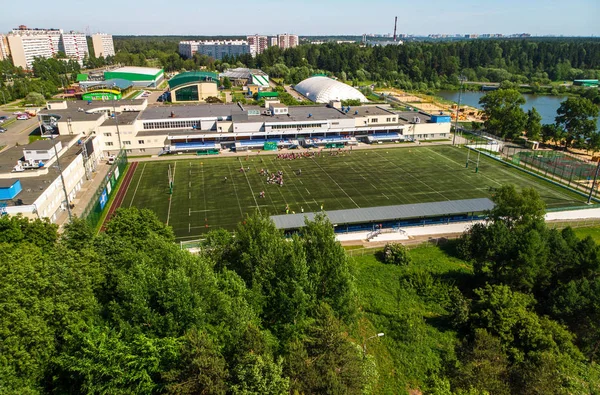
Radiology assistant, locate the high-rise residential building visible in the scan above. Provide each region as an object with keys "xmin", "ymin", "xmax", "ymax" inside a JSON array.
[
  {"xmin": 60, "ymin": 31, "xmax": 88, "ymax": 64},
  {"xmin": 179, "ymin": 40, "xmax": 250, "ymax": 60},
  {"xmin": 269, "ymin": 37, "xmax": 278, "ymax": 47},
  {"xmin": 277, "ymin": 33, "xmax": 298, "ymax": 49},
  {"xmin": 6, "ymin": 25, "xmax": 89, "ymax": 69},
  {"xmin": 247, "ymin": 35, "xmax": 268, "ymax": 56},
  {"xmin": 91, "ymin": 33, "xmax": 115, "ymax": 58},
  {"xmin": 0, "ymin": 35, "xmax": 10, "ymax": 61}
]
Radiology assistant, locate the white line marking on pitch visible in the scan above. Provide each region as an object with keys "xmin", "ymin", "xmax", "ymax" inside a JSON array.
[
  {"xmin": 189, "ymin": 223, "xmax": 191, "ymax": 233},
  {"xmin": 382, "ymin": 193, "xmax": 389, "ymax": 199},
  {"xmin": 129, "ymin": 163, "xmax": 146, "ymax": 207},
  {"xmin": 238, "ymin": 158, "xmax": 259, "ymax": 208},
  {"xmin": 189, "ymin": 192, "xmax": 191, "ymax": 199},
  {"xmin": 305, "ymin": 188, "xmax": 311, "ymax": 194},
  {"xmin": 166, "ymin": 162, "xmax": 176, "ymax": 225},
  {"xmin": 189, "ymin": 207, "xmax": 191, "ymax": 216}
]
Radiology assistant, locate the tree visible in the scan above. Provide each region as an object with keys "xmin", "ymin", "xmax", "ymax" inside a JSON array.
[
  {"xmin": 555, "ymin": 97, "xmax": 600, "ymax": 149},
  {"xmin": 479, "ymin": 89, "xmax": 527, "ymax": 140},
  {"xmin": 382, "ymin": 242, "xmax": 412, "ymax": 265},
  {"xmin": 222, "ymin": 76, "xmax": 232, "ymax": 89},
  {"xmin": 541, "ymin": 123, "xmax": 566, "ymax": 147},
  {"xmin": 525, "ymin": 107, "xmax": 542, "ymax": 141},
  {"xmin": 24, "ymin": 92, "xmax": 45, "ymax": 106}
]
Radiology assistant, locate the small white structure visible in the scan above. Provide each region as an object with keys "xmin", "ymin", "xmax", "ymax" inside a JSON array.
[{"xmin": 23, "ymin": 139, "xmax": 61, "ymax": 162}]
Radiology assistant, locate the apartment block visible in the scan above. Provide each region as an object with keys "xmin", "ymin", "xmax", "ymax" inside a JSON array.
[
  {"xmin": 247, "ymin": 34, "xmax": 268, "ymax": 56},
  {"xmin": 179, "ymin": 40, "xmax": 250, "ymax": 60},
  {"xmin": 60, "ymin": 31, "xmax": 88, "ymax": 64},
  {"xmin": 0, "ymin": 35, "xmax": 10, "ymax": 61},
  {"xmin": 277, "ymin": 33, "xmax": 299, "ymax": 49},
  {"xmin": 91, "ymin": 33, "xmax": 115, "ymax": 58}
]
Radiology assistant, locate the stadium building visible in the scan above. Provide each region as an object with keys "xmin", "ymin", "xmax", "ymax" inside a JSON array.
[
  {"xmin": 294, "ymin": 76, "xmax": 369, "ymax": 103},
  {"xmin": 220, "ymin": 68, "xmax": 270, "ymax": 87},
  {"xmin": 37, "ymin": 98, "xmax": 450, "ymax": 157},
  {"xmin": 167, "ymin": 71, "xmax": 219, "ymax": 103},
  {"xmin": 103, "ymin": 66, "xmax": 165, "ymax": 88}
]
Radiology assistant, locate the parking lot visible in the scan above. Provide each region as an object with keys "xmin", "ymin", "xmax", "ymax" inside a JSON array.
[{"xmin": 0, "ymin": 109, "xmax": 41, "ymax": 150}]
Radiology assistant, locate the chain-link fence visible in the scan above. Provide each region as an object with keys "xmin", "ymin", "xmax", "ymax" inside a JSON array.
[{"xmin": 81, "ymin": 151, "xmax": 128, "ymax": 230}]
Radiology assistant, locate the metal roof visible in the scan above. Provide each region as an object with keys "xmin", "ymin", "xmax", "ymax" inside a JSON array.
[
  {"xmin": 294, "ymin": 76, "xmax": 368, "ymax": 104},
  {"xmin": 168, "ymin": 71, "xmax": 219, "ymax": 89},
  {"xmin": 270, "ymin": 198, "xmax": 494, "ymax": 230}
]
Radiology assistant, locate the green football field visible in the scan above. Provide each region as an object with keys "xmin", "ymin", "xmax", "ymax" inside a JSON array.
[{"xmin": 121, "ymin": 146, "xmax": 588, "ymax": 240}]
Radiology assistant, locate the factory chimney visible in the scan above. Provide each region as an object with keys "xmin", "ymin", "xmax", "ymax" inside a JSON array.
[{"xmin": 393, "ymin": 16, "xmax": 398, "ymax": 41}]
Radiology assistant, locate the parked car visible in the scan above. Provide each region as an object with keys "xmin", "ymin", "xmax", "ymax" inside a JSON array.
[
  {"xmin": 0, "ymin": 115, "xmax": 8, "ymax": 120},
  {"xmin": 0, "ymin": 127, "xmax": 7, "ymax": 133},
  {"xmin": 17, "ymin": 114, "xmax": 29, "ymax": 120},
  {"xmin": 12, "ymin": 111, "xmax": 22, "ymax": 115}
]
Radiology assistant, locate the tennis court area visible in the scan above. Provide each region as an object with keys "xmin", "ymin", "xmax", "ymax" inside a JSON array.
[{"xmin": 121, "ymin": 146, "xmax": 588, "ymax": 240}]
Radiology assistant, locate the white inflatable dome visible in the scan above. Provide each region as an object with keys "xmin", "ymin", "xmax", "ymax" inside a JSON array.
[{"xmin": 294, "ymin": 76, "xmax": 368, "ymax": 103}]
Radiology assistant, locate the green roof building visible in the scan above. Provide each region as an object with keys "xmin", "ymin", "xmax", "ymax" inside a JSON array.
[
  {"xmin": 573, "ymin": 79, "xmax": 599, "ymax": 87},
  {"xmin": 104, "ymin": 66, "xmax": 164, "ymax": 87},
  {"xmin": 168, "ymin": 71, "xmax": 220, "ymax": 103}
]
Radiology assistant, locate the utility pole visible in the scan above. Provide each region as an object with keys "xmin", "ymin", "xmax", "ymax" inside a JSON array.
[
  {"xmin": 112, "ymin": 84, "xmax": 123, "ymax": 152},
  {"xmin": 53, "ymin": 139, "xmax": 72, "ymax": 221},
  {"xmin": 452, "ymin": 75, "xmax": 467, "ymax": 146},
  {"xmin": 587, "ymin": 160, "xmax": 600, "ymax": 204}
]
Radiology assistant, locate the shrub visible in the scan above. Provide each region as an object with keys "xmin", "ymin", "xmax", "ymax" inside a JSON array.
[{"xmin": 382, "ymin": 243, "xmax": 412, "ymax": 266}]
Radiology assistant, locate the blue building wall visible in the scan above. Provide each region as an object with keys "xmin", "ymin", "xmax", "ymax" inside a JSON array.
[
  {"xmin": 430, "ymin": 115, "xmax": 451, "ymax": 123},
  {"xmin": 0, "ymin": 180, "xmax": 22, "ymax": 200}
]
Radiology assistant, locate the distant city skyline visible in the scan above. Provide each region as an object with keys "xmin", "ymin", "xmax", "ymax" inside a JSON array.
[{"xmin": 0, "ymin": 0, "xmax": 598, "ymax": 37}]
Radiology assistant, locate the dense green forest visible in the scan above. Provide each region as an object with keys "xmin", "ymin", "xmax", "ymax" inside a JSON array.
[
  {"xmin": 2, "ymin": 184, "xmax": 600, "ymax": 394},
  {"xmin": 112, "ymin": 37, "xmax": 600, "ymax": 90},
  {"xmin": 1, "ymin": 38, "xmax": 598, "ymax": 105}
]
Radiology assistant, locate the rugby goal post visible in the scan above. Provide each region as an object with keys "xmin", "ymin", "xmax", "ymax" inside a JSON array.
[
  {"xmin": 465, "ymin": 148, "xmax": 481, "ymax": 173},
  {"xmin": 168, "ymin": 164, "xmax": 174, "ymax": 194}
]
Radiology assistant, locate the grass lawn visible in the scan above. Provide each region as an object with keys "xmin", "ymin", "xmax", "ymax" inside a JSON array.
[
  {"xmin": 573, "ymin": 226, "xmax": 600, "ymax": 243},
  {"xmin": 121, "ymin": 145, "xmax": 588, "ymax": 240},
  {"xmin": 351, "ymin": 245, "xmax": 471, "ymax": 393}
]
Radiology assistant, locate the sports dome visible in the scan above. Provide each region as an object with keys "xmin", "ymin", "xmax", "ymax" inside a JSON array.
[{"xmin": 294, "ymin": 76, "xmax": 368, "ymax": 103}]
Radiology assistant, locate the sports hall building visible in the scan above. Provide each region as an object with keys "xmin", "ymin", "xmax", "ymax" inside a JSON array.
[{"xmin": 37, "ymin": 99, "xmax": 451, "ymax": 157}]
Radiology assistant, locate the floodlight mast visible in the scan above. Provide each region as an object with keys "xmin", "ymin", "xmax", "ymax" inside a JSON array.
[{"xmin": 452, "ymin": 75, "xmax": 467, "ymax": 146}]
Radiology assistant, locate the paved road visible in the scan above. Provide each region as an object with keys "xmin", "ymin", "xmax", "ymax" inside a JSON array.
[
  {"xmin": 0, "ymin": 111, "xmax": 40, "ymax": 151},
  {"xmin": 284, "ymin": 85, "xmax": 308, "ymax": 101}
]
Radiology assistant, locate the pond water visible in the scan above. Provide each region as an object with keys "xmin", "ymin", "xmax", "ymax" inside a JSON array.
[{"xmin": 436, "ymin": 90, "xmax": 600, "ymax": 129}]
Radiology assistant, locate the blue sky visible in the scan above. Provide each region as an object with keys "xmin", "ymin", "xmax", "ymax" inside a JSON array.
[{"xmin": 1, "ymin": 0, "xmax": 598, "ymax": 36}]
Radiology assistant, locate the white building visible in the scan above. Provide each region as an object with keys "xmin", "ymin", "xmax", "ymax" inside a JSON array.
[
  {"xmin": 269, "ymin": 37, "xmax": 278, "ymax": 47},
  {"xmin": 247, "ymin": 35, "xmax": 268, "ymax": 56},
  {"xmin": 178, "ymin": 40, "xmax": 250, "ymax": 60},
  {"xmin": 60, "ymin": 31, "xmax": 88, "ymax": 64},
  {"xmin": 91, "ymin": 33, "xmax": 115, "ymax": 58},
  {"xmin": 0, "ymin": 35, "xmax": 10, "ymax": 61},
  {"xmin": 6, "ymin": 26, "xmax": 89, "ymax": 69},
  {"xmin": 277, "ymin": 33, "xmax": 299, "ymax": 49}
]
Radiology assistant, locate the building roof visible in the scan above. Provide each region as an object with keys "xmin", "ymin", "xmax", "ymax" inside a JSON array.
[
  {"xmin": 294, "ymin": 76, "xmax": 368, "ymax": 104},
  {"xmin": 0, "ymin": 179, "xmax": 19, "ymax": 189},
  {"xmin": 24, "ymin": 139, "xmax": 60, "ymax": 150},
  {"xmin": 85, "ymin": 78, "xmax": 134, "ymax": 90},
  {"xmin": 220, "ymin": 68, "xmax": 267, "ymax": 80},
  {"xmin": 0, "ymin": 136, "xmax": 81, "ymax": 205},
  {"xmin": 168, "ymin": 71, "xmax": 219, "ymax": 89},
  {"xmin": 271, "ymin": 198, "xmax": 494, "ymax": 230},
  {"xmin": 138, "ymin": 103, "xmax": 352, "ymax": 123},
  {"xmin": 109, "ymin": 66, "xmax": 164, "ymax": 76},
  {"xmin": 100, "ymin": 111, "xmax": 140, "ymax": 126}
]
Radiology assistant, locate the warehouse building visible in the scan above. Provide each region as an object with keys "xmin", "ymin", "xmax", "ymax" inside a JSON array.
[
  {"xmin": 104, "ymin": 66, "xmax": 165, "ymax": 87},
  {"xmin": 220, "ymin": 68, "xmax": 269, "ymax": 87},
  {"xmin": 168, "ymin": 71, "xmax": 219, "ymax": 103}
]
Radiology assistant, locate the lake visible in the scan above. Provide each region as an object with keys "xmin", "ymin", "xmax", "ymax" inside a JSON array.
[{"xmin": 436, "ymin": 90, "xmax": 600, "ymax": 129}]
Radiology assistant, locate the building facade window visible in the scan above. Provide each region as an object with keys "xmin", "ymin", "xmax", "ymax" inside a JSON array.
[
  {"xmin": 105, "ymin": 142, "xmax": 114, "ymax": 146},
  {"xmin": 104, "ymin": 132, "xmax": 112, "ymax": 137},
  {"xmin": 138, "ymin": 140, "xmax": 144, "ymax": 145},
  {"xmin": 123, "ymin": 141, "xmax": 131, "ymax": 145}
]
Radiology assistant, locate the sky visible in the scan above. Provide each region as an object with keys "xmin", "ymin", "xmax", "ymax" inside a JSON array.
[{"xmin": 1, "ymin": 0, "xmax": 598, "ymax": 36}]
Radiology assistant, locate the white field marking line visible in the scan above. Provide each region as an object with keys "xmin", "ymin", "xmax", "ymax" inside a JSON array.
[
  {"xmin": 423, "ymin": 147, "xmax": 502, "ymax": 189},
  {"xmin": 189, "ymin": 223, "xmax": 191, "ymax": 233},
  {"xmin": 166, "ymin": 161, "xmax": 176, "ymax": 225},
  {"xmin": 200, "ymin": 162, "xmax": 208, "ymax": 217},
  {"xmin": 305, "ymin": 188, "xmax": 311, "ymax": 195},
  {"xmin": 282, "ymin": 162, "xmax": 311, "ymax": 207},
  {"xmin": 372, "ymin": 151, "xmax": 448, "ymax": 201},
  {"xmin": 370, "ymin": 183, "xmax": 378, "ymax": 190},
  {"xmin": 382, "ymin": 193, "xmax": 389, "ymax": 199},
  {"xmin": 189, "ymin": 181, "xmax": 191, "ymax": 187},
  {"xmin": 227, "ymin": 163, "xmax": 244, "ymax": 218},
  {"xmin": 189, "ymin": 207, "xmax": 191, "ymax": 216},
  {"xmin": 354, "ymin": 151, "xmax": 403, "ymax": 200},
  {"xmin": 309, "ymin": 157, "xmax": 360, "ymax": 208},
  {"xmin": 129, "ymin": 162, "xmax": 146, "ymax": 207},
  {"xmin": 238, "ymin": 158, "xmax": 259, "ymax": 209},
  {"xmin": 340, "ymin": 160, "xmax": 376, "ymax": 204},
  {"xmin": 190, "ymin": 209, "xmax": 217, "ymax": 213},
  {"xmin": 189, "ymin": 192, "xmax": 191, "ymax": 199}
]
